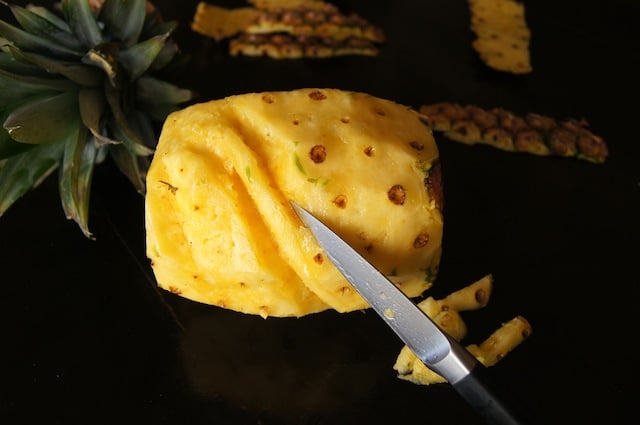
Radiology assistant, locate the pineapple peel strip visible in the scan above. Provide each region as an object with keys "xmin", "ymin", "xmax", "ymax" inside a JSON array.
[
  {"xmin": 419, "ymin": 102, "xmax": 608, "ymax": 163},
  {"xmin": 393, "ymin": 274, "xmax": 532, "ymax": 385}
]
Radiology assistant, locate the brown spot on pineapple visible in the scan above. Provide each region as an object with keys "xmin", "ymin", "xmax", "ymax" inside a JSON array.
[
  {"xmin": 168, "ymin": 286, "xmax": 182, "ymax": 295},
  {"xmin": 492, "ymin": 108, "xmax": 528, "ymax": 133},
  {"xmin": 388, "ymin": 184, "xmax": 406, "ymax": 205},
  {"xmin": 292, "ymin": 118, "xmax": 300, "ymax": 125},
  {"xmin": 482, "ymin": 127, "xmax": 514, "ymax": 150},
  {"xmin": 341, "ymin": 116, "xmax": 351, "ymax": 123},
  {"xmin": 309, "ymin": 90, "xmax": 326, "ymax": 100},
  {"xmin": 547, "ymin": 127, "xmax": 577, "ymax": 157},
  {"xmin": 467, "ymin": 105, "xmax": 498, "ymax": 129},
  {"xmin": 194, "ymin": 205, "xmax": 200, "ymax": 211},
  {"xmin": 438, "ymin": 311, "xmax": 455, "ymax": 327},
  {"xmin": 239, "ymin": 282, "xmax": 247, "ymax": 287},
  {"xmin": 313, "ymin": 253, "xmax": 324, "ymax": 264},
  {"xmin": 522, "ymin": 327, "xmax": 532, "ymax": 338},
  {"xmin": 193, "ymin": 274, "xmax": 198, "ymax": 279},
  {"xmin": 562, "ymin": 119, "xmax": 608, "ymax": 160},
  {"xmin": 423, "ymin": 102, "xmax": 466, "ymax": 121},
  {"xmin": 310, "ymin": 144, "xmax": 327, "ymax": 163},
  {"xmin": 159, "ymin": 180, "xmax": 178, "ymax": 194},
  {"xmin": 409, "ymin": 141, "xmax": 424, "ymax": 151},
  {"xmin": 576, "ymin": 132, "xmax": 608, "ymax": 159},
  {"xmin": 333, "ymin": 194, "xmax": 347, "ymax": 208},
  {"xmin": 364, "ymin": 243, "xmax": 373, "ymax": 253},
  {"xmin": 475, "ymin": 288, "xmax": 487, "ymax": 305},
  {"xmin": 525, "ymin": 113, "xmax": 557, "ymax": 131},
  {"xmin": 262, "ymin": 94, "xmax": 274, "ymax": 104},
  {"xmin": 425, "ymin": 160, "xmax": 443, "ymax": 211},
  {"xmin": 364, "ymin": 146, "xmax": 375, "ymax": 156},
  {"xmin": 451, "ymin": 119, "xmax": 481, "ymax": 141},
  {"xmin": 514, "ymin": 130, "xmax": 549, "ymax": 155},
  {"xmin": 340, "ymin": 286, "xmax": 351, "ymax": 295},
  {"xmin": 374, "ymin": 107, "xmax": 386, "ymax": 116},
  {"xmin": 413, "ymin": 232, "xmax": 429, "ymax": 248}
]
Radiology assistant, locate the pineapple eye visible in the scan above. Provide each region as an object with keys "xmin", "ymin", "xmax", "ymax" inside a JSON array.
[
  {"xmin": 413, "ymin": 232, "xmax": 429, "ymax": 248},
  {"xmin": 387, "ymin": 184, "xmax": 406, "ymax": 205},
  {"xmin": 475, "ymin": 288, "xmax": 488, "ymax": 304},
  {"xmin": 309, "ymin": 90, "xmax": 327, "ymax": 100},
  {"xmin": 409, "ymin": 141, "xmax": 424, "ymax": 151},
  {"xmin": 373, "ymin": 107, "xmax": 386, "ymax": 116},
  {"xmin": 309, "ymin": 144, "xmax": 327, "ymax": 163},
  {"xmin": 333, "ymin": 194, "xmax": 347, "ymax": 208}
]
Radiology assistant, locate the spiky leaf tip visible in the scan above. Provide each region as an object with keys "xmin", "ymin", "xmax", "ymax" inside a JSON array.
[{"xmin": 0, "ymin": 0, "xmax": 196, "ymax": 237}]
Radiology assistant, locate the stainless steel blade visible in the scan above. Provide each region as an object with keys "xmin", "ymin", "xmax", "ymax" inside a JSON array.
[{"xmin": 291, "ymin": 202, "xmax": 477, "ymax": 384}]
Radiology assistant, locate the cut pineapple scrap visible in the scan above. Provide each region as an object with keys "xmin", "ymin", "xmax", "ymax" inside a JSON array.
[
  {"xmin": 145, "ymin": 88, "xmax": 443, "ymax": 317},
  {"xmin": 191, "ymin": 0, "xmax": 385, "ymax": 58},
  {"xmin": 420, "ymin": 102, "xmax": 608, "ymax": 163},
  {"xmin": 468, "ymin": 0, "xmax": 532, "ymax": 74},
  {"xmin": 393, "ymin": 274, "xmax": 532, "ymax": 385}
]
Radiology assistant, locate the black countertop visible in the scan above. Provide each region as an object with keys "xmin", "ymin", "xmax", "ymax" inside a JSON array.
[{"xmin": 1, "ymin": 1, "xmax": 639, "ymax": 424}]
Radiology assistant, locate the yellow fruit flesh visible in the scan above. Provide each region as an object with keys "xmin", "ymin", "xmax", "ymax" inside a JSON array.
[{"xmin": 146, "ymin": 89, "xmax": 442, "ymax": 317}]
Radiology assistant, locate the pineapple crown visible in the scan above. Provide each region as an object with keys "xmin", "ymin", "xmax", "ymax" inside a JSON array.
[{"xmin": 0, "ymin": 0, "xmax": 196, "ymax": 238}]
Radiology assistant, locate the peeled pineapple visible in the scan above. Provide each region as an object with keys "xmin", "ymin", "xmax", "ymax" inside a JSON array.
[{"xmin": 145, "ymin": 88, "xmax": 443, "ymax": 317}]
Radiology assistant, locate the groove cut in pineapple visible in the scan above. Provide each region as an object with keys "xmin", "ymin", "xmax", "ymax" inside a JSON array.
[{"xmin": 145, "ymin": 89, "xmax": 443, "ymax": 317}]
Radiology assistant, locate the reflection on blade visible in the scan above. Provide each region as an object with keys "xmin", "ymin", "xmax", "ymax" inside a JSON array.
[{"xmin": 291, "ymin": 202, "xmax": 477, "ymax": 384}]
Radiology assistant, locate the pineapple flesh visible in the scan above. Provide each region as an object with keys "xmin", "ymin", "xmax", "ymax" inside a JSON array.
[{"xmin": 145, "ymin": 88, "xmax": 444, "ymax": 317}]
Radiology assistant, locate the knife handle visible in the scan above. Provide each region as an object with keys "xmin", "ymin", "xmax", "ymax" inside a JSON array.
[{"xmin": 452, "ymin": 363, "xmax": 535, "ymax": 425}]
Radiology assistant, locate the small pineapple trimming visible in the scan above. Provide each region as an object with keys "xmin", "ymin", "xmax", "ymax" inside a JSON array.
[{"xmin": 0, "ymin": 0, "xmax": 195, "ymax": 237}]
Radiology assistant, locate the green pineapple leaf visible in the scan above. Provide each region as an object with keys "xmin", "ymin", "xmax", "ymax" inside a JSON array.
[
  {"xmin": 104, "ymin": 80, "xmax": 154, "ymax": 156},
  {"xmin": 61, "ymin": 0, "xmax": 102, "ymax": 49},
  {"xmin": 0, "ymin": 0, "xmax": 196, "ymax": 237},
  {"xmin": 120, "ymin": 33, "xmax": 170, "ymax": 81},
  {"xmin": 109, "ymin": 142, "xmax": 145, "ymax": 194},
  {"xmin": 59, "ymin": 115, "xmax": 95, "ymax": 238},
  {"xmin": 99, "ymin": 0, "xmax": 146, "ymax": 47},
  {"xmin": 4, "ymin": 91, "xmax": 79, "ymax": 144},
  {"xmin": 150, "ymin": 36, "xmax": 179, "ymax": 70},
  {"xmin": 0, "ymin": 50, "xmax": 47, "ymax": 76},
  {"xmin": 0, "ymin": 139, "xmax": 64, "ymax": 216},
  {"xmin": 137, "ymin": 75, "xmax": 195, "ymax": 104},
  {"xmin": 9, "ymin": 3, "xmax": 82, "ymax": 51},
  {"xmin": 6, "ymin": 45, "xmax": 103, "ymax": 86},
  {"xmin": 24, "ymin": 5, "xmax": 72, "ymax": 33},
  {"xmin": 74, "ymin": 135, "xmax": 99, "ymax": 237},
  {"xmin": 0, "ymin": 110, "xmax": 33, "ymax": 159},
  {"xmin": 0, "ymin": 68, "xmax": 76, "ymax": 106},
  {"xmin": 78, "ymin": 87, "xmax": 118, "ymax": 146},
  {"xmin": 0, "ymin": 18, "xmax": 81, "ymax": 57}
]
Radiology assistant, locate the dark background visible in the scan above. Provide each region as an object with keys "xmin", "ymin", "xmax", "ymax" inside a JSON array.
[{"xmin": 1, "ymin": 0, "xmax": 639, "ymax": 424}]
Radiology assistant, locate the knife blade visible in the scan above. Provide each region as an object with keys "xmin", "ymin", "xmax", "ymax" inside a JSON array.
[{"xmin": 291, "ymin": 202, "xmax": 533, "ymax": 425}]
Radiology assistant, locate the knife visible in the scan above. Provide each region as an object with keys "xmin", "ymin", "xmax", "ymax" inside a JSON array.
[{"xmin": 291, "ymin": 202, "xmax": 533, "ymax": 425}]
